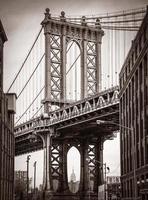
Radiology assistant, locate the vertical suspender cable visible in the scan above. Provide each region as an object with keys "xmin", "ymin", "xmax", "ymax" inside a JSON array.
[
  {"xmin": 111, "ymin": 24, "xmax": 113, "ymax": 87},
  {"xmin": 124, "ymin": 10, "xmax": 126, "ymax": 60},
  {"xmin": 118, "ymin": 18, "xmax": 120, "ymax": 75},
  {"xmin": 33, "ymin": 39, "xmax": 36, "ymax": 117},
  {"xmin": 115, "ymin": 17, "xmax": 117, "ymax": 86},
  {"xmin": 75, "ymin": 43, "xmax": 77, "ymax": 101},
  {"xmin": 107, "ymin": 15, "xmax": 110, "ymax": 89}
]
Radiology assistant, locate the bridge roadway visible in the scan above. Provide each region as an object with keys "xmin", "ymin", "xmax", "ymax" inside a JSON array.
[{"xmin": 15, "ymin": 86, "xmax": 120, "ymax": 156}]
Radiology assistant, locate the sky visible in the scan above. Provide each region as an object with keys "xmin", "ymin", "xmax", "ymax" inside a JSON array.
[
  {"xmin": 0, "ymin": 0, "xmax": 147, "ymax": 188},
  {"xmin": 1, "ymin": 0, "xmax": 148, "ymax": 91}
]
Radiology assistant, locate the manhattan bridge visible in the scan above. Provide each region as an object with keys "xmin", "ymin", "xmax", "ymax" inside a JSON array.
[{"xmin": 8, "ymin": 6, "xmax": 147, "ymax": 200}]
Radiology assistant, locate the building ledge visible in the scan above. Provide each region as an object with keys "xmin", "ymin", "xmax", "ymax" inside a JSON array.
[{"xmin": 6, "ymin": 93, "xmax": 17, "ymax": 114}]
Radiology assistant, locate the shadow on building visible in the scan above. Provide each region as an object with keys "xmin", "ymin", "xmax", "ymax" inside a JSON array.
[{"xmin": 0, "ymin": 20, "xmax": 16, "ymax": 200}]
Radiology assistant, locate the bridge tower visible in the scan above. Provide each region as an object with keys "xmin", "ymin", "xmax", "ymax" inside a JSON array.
[
  {"xmin": 42, "ymin": 8, "xmax": 104, "ymax": 112},
  {"xmin": 39, "ymin": 8, "xmax": 105, "ymax": 200}
]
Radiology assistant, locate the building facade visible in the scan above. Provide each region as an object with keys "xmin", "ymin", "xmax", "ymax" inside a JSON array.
[
  {"xmin": 14, "ymin": 171, "xmax": 27, "ymax": 198},
  {"xmin": 0, "ymin": 21, "xmax": 16, "ymax": 200},
  {"xmin": 15, "ymin": 171, "xmax": 27, "ymax": 183},
  {"xmin": 119, "ymin": 7, "xmax": 148, "ymax": 200},
  {"xmin": 107, "ymin": 176, "xmax": 121, "ymax": 200}
]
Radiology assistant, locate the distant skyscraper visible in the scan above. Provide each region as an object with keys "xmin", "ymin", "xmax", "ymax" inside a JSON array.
[
  {"xmin": 70, "ymin": 169, "xmax": 76, "ymax": 182},
  {"xmin": 119, "ymin": 7, "xmax": 148, "ymax": 200},
  {"xmin": 69, "ymin": 169, "xmax": 79, "ymax": 193},
  {"xmin": 0, "ymin": 20, "xmax": 16, "ymax": 200}
]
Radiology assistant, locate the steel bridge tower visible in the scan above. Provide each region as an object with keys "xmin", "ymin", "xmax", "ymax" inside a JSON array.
[{"xmin": 29, "ymin": 8, "xmax": 107, "ymax": 200}]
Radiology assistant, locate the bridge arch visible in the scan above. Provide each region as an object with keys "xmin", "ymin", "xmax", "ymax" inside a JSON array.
[
  {"xmin": 67, "ymin": 146, "xmax": 80, "ymax": 193},
  {"xmin": 66, "ymin": 40, "xmax": 81, "ymax": 101},
  {"xmin": 84, "ymin": 100, "xmax": 92, "ymax": 112},
  {"xmin": 72, "ymin": 105, "xmax": 80, "ymax": 116},
  {"xmin": 96, "ymin": 96, "xmax": 106, "ymax": 107}
]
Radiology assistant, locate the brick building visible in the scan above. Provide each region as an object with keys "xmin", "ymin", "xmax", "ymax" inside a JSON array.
[
  {"xmin": 0, "ymin": 20, "xmax": 16, "ymax": 200},
  {"xmin": 119, "ymin": 7, "xmax": 148, "ymax": 200},
  {"xmin": 107, "ymin": 176, "xmax": 121, "ymax": 200}
]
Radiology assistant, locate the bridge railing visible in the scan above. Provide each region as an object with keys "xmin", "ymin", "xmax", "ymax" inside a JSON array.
[{"xmin": 14, "ymin": 86, "xmax": 119, "ymax": 136}]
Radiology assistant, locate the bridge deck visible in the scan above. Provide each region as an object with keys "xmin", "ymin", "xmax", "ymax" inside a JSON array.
[{"xmin": 15, "ymin": 86, "xmax": 120, "ymax": 155}]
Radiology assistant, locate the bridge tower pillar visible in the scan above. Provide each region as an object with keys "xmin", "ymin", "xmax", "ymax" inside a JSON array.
[
  {"xmin": 78, "ymin": 138, "xmax": 105, "ymax": 199},
  {"xmin": 39, "ymin": 136, "xmax": 105, "ymax": 200},
  {"xmin": 37, "ymin": 129, "xmax": 54, "ymax": 198},
  {"xmin": 93, "ymin": 139, "xmax": 104, "ymax": 192}
]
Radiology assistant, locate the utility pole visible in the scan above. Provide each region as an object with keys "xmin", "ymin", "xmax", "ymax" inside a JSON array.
[
  {"xmin": 86, "ymin": 158, "xmax": 109, "ymax": 200},
  {"xmin": 26, "ymin": 155, "xmax": 31, "ymax": 200},
  {"xmin": 34, "ymin": 161, "xmax": 37, "ymax": 198},
  {"xmin": 104, "ymin": 163, "xmax": 108, "ymax": 200}
]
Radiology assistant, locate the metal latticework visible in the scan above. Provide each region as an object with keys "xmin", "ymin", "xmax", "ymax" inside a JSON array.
[
  {"xmin": 87, "ymin": 42, "xmax": 97, "ymax": 96},
  {"xmin": 50, "ymin": 35, "xmax": 61, "ymax": 101},
  {"xmin": 51, "ymin": 143, "xmax": 61, "ymax": 191},
  {"xmin": 87, "ymin": 144, "xmax": 96, "ymax": 190}
]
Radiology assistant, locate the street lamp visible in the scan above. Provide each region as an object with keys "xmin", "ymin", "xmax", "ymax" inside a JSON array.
[
  {"xmin": 96, "ymin": 120, "xmax": 137, "ymax": 200},
  {"xmin": 33, "ymin": 161, "xmax": 37, "ymax": 198},
  {"xmin": 26, "ymin": 155, "xmax": 31, "ymax": 200},
  {"xmin": 96, "ymin": 120, "xmax": 132, "ymax": 131},
  {"xmin": 86, "ymin": 158, "xmax": 110, "ymax": 200}
]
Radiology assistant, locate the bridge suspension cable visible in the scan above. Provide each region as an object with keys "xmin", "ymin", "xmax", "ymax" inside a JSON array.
[
  {"xmin": 31, "ymin": 104, "xmax": 44, "ymax": 120},
  {"xmin": 66, "ymin": 54, "xmax": 81, "ymax": 75},
  {"xmin": 15, "ymin": 86, "xmax": 45, "ymax": 125},
  {"xmin": 8, "ymin": 27, "xmax": 45, "ymax": 125},
  {"xmin": 100, "ymin": 6, "xmax": 146, "ymax": 90},
  {"xmin": 63, "ymin": 7, "xmax": 146, "ymax": 34},
  {"xmin": 64, "ymin": 7, "xmax": 146, "ymax": 20},
  {"xmin": 7, "ymin": 27, "xmax": 43, "ymax": 93}
]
